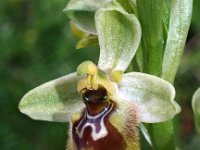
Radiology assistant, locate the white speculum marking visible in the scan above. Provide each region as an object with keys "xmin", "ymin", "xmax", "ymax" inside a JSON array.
[{"xmin": 75, "ymin": 102, "xmax": 114, "ymax": 141}]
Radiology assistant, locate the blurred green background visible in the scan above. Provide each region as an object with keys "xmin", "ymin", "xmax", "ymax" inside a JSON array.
[{"xmin": 0, "ymin": 0, "xmax": 199, "ymax": 149}]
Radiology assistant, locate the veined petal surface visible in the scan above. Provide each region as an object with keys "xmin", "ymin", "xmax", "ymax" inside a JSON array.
[
  {"xmin": 192, "ymin": 88, "xmax": 200, "ymax": 133},
  {"xmin": 19, "ymin": 72, "xmax": 84, "ymax": 122},
  {"xmin": 96, "ymin": 2, "xmax": 141, "ymax": 72},
  {"xmin": 117, "ymin": 72, "xmax": 181, "ymax": 123},
  {"xmin": 64, "ymin": 0, "xmax": 113, "ymax": 34}
]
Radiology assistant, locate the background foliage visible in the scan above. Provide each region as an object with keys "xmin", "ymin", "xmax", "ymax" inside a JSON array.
[{"xmin": 0, "ymin": 0, "xmax": 199, "ymax": 149}]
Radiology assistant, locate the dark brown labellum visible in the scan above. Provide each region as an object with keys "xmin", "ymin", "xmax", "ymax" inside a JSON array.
[
  {"xmin": 72, "ymin": 102, "xmax": 126, "ymax": 150},
  {"xmin": 82, "ymin": 88, "xmax": 109, "ymax": 115},
  {"xmin": 68, "ymin": 88, "xmax": 140, "ymax": 150}
]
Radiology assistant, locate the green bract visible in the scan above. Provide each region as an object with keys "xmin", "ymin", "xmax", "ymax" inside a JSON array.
[
  {"xmin": 19, "ymin": 2, "xmax": 180, "ymax": 125},
  {"xmin": 192, "ymin": 88, "xmax": 200, "ymax": 133},
  {"xmin": 162, "ymin": 0, "xmax": 193, "ymax": 83}
]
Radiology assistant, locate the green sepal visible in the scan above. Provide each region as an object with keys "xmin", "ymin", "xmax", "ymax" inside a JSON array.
[
  {"xmin": 19, "ymin": 73, "xmax": 84, "ymax": 122},
  {"xmin": 96, "ymin": 2, "xmax": 141, "ymax": 72},
  {"xmin": 64, "ymin": 0, "xmax": 113, "ymax": 34},
  {"xmin": 117, "ymin": 72, "xmax": 181, "ymax": 123}
]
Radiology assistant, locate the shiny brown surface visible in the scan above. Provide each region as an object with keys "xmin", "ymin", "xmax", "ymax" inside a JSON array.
[
  {"xmin": 72, "ymin": 102, "xmax": 127, "ymax": 150},
  {"xmin": 82, "ymin": 88, "xmax": 108, "ymax": 115}
]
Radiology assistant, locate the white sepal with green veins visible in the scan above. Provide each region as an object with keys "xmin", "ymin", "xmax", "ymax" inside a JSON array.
[
  {"xmin": 64, "ymin": 0, "xmax": 113, "ymax": 34},
  {"xmin": 96, "ymin": 2, "xmax": 141, "ymax": 72},
  {"xmin": 116, "ymin": 72, "xmax": 181, "ymax": 123},
  {"xmin": 19, "ymin": 73, "xmax": 84, "ymax": 122}
]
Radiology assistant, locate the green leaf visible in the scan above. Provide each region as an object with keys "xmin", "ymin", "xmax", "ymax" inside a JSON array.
[
  {"xmin": 149, "ymin": 121, "xmax": 175, "ymax": 150},
  {"xmin": 117, "ymin": 72, "xmax": 180, "ymax": 123},
  {"xmin": 139, "ymin": 124, "xmax": 153, "ymax": 148},
  {"xmin": 19, "ymin": 73, "xmax": 84, "ymax": 122},
  {"xmin": 162, "ymin": 0, "xmax": 193, "ymax": 83},
  {"xmin": 162, "ymin": 1, "xmax": 170, "ymax": 45},
  {"xmin": 128, "ymin": 0, "xmax": 138, "ymax": 16},
  {"xmin": 64, "ymin": 0, "xmax": 112, "ymax": 34},
  {"xmin": 137, "ymin": 0, "xmax": 164, "ymax": 76},
  {"xmin": 117, "ymin": 0, "xmax": 134, "ymax": 13},
  {"xmin": 192, "ymin": 88, "xmax": 200, "ymax": 133},
  {"xmin": 136, "ymin": 44, "xmax": 145, "ymax": 72},
  {"xmin": 96, "ymin": 2, "xmax": 141, "ymax": 72}
]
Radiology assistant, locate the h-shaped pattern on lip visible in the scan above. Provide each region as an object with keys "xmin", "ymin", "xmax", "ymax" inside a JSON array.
[{"xmin": 75, "ymin": 102, "xmax": 114, "ymax": 141}]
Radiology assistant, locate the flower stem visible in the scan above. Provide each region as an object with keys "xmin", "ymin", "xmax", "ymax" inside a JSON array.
[{"xmin": 135, "ymin": 0, "xmax": 192, "ymax": 149}]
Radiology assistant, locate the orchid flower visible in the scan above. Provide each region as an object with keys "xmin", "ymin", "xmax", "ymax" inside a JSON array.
[{"xmin": 19, "ymin": 2, "xmax": 181, "ymax": 150}]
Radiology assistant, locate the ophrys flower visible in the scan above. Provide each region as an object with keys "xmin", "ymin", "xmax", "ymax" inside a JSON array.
[{"xmin": 19, "ymin": 2, "xmax": 180, "ymax": 150}]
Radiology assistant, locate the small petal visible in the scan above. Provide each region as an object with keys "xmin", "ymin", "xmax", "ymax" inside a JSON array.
[
  {"xmin": 192, "ymin": 88, "xmax": 200, "ymax": 133},
  {"xmin": 19, "ymin": 72, "xmax": 84, "ymax": 122},
  {"xmin": 64, "ymin": 0, "xmax": 113, "ymax": 34},
  {"xmin": 95, "ymin": 2, "xmax": 141, "ymax": 72},
  {"xmin": 70, "ymin": 21, "xmax": 86, "ymax": 39},
  {"xmin": 117, "ymin": 72, "xmax": 181, "ymax": 123},
  {"xmin": 76, "ymin": 34, "xmax": 98, "ymax": 49}
]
